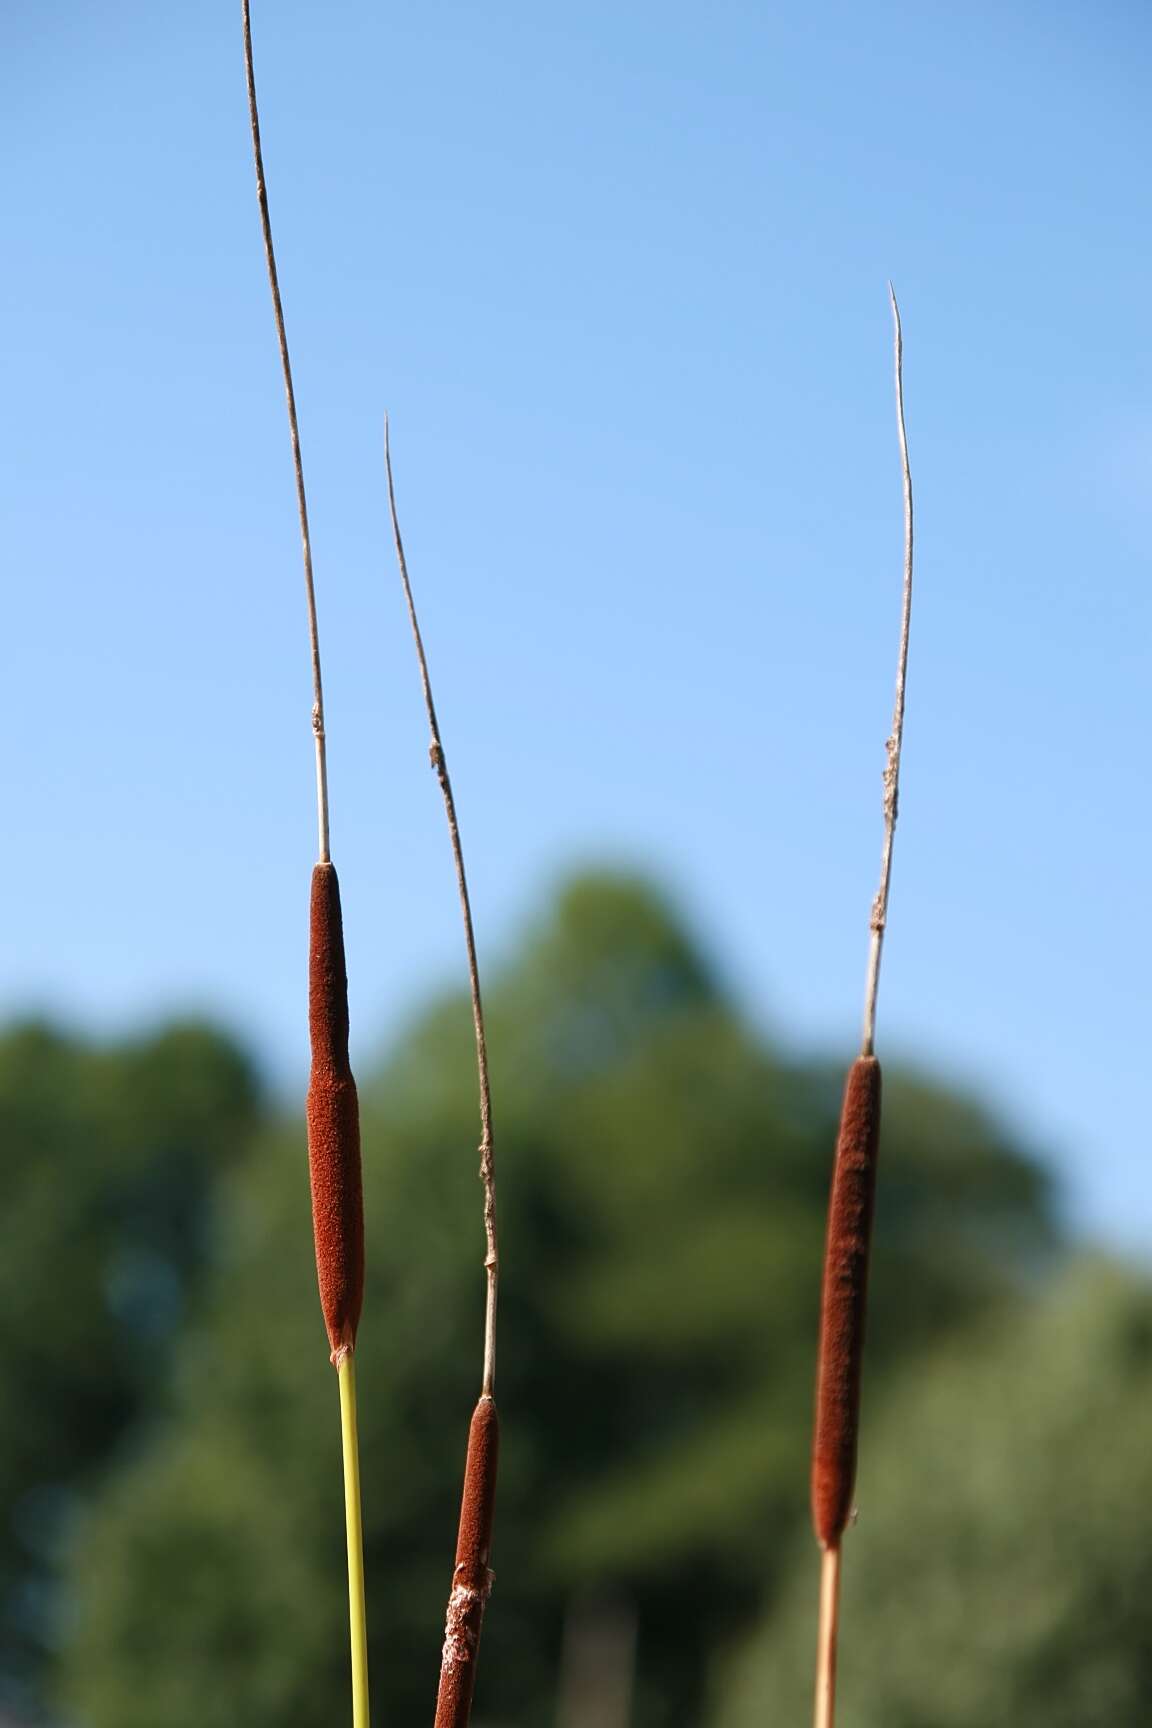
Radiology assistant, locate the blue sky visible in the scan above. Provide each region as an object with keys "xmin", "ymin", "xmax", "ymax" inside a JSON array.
[{"xmin": 4, "ymin": 3, "xmax": 1150, "ymax": 1248}]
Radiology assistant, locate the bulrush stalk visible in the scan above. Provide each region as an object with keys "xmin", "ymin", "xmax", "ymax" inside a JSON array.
[
  {"xmin": 810, "ymin": 1055, "xmax": 882, "ymax": 1551},
  {"xmin": 384, "ymin": 421, "xmax": 501, "ymax": 1727},
  {"xmin": 810, "ymin": 286, "xmax": 914, "ymax": 1728},
  {"xmin": 242, "ymin": 5, "xmax": 369, "ymax": 1723},
  {"xmin": 307, "ymin": 862, "xmax": 365, "ymax": 1359},
  {"xmin": 434, "ymin": 1396, "xmax": 500, "ymax": 1728}
]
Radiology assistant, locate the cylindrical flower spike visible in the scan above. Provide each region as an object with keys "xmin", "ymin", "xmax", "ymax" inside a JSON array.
[
  {"xmin": 433, "ymin": 1396, "xmax": 500, "ymax": 1728},
  {"xmin": 811, "ymin": 1055, "xmax": 883, "ymax": 1548},
  {"xmin": 306, "ymin": 861, "xmax": 365, "ymax": 1359}
]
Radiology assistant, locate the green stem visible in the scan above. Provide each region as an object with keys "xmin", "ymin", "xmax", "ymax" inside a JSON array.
[{"xmin": 338, "ymin": 1351, "xmax": 370, "ymax": 1727}]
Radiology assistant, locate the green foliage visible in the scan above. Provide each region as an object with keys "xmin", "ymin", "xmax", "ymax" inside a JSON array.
[
  {"xmin": 714, "ymin": 1260, "xmax": 1152, "ymax": 1728},
  {"xmin": 49, "ymin": 873, "xmax": 1053, "ymax": 1727},
  {"xmin": 0, "ymin": 1020, "xmax": 260, "ymax": 1711}
]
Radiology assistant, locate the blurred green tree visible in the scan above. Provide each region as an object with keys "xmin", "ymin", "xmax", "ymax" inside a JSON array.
[
  {"xmin": 54, "ymin": 873, "xmax": 1054, "ymax": 1726},
  {"xmin": 0, "ymin": 1020, "xmax": 260, "ymax": 1715},
  {"xmin": 713, "ymin": 1259, "xmax": 1152, "ymax": 1728}
]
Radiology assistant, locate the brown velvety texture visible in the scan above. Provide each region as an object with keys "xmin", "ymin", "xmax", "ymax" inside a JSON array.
[
  {"xmin": 306, "ymin": 862, "xmax": 364, "ymax": 1358},
  {"xmin": 433, "ymin": 1396, "xmax": 500, "ymax": 1728},
  {"xmin": 811, "ymin": 1055, "xmax": 882, "ymax": 1548}
]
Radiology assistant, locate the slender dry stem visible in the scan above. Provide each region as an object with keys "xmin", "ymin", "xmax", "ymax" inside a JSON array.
[
  {"xmin": 861, "ymin": 284, "xmax": 913, "ymax": 1057},
  {"xmin": 241, "ymin": 0, "xmax": 330, "ymax": 864},
  {"xmin": 384, "ymin": 416, "xmax": 499, "ymax": 1397},
  {"xmin": 814, "ymin": 1545, "xmax": 842, "ymax": 1728}
]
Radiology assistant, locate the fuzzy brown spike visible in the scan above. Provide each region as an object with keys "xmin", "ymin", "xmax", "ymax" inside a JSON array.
[
  {"xmin": 306, "ymin": 861, "xmax": 364, "ymax": 1358},
  {"xmin": 433, "ymin": 1396, "xmax": 500, "ymax": 1728},
  {"xmin": 811, "ymin": 1055, "xmax": 883, "ymax": 1548}
]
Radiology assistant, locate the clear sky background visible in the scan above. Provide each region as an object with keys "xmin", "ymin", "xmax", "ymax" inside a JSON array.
[{"xmin": 4, "ymin": 4, "xmax": 1149, "ymax": 1248}]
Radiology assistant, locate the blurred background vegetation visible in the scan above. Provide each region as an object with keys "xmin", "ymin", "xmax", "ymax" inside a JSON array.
[{"xmin": 2, "ymin": 870, "xmax": 1146, "ymax": 1727}]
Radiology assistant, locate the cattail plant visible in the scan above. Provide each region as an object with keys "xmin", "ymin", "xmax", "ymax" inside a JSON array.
[
  {"xmin": 384, "ymin": 423, "xmax": 500, "ymax": 1728},
  {"xmin": 809, "ymin": 287, "xmax": 914, "ymax": 1728},
  {"xmin": 241, "ymin": 6, "xmax": 370, "ymax": 1724}
]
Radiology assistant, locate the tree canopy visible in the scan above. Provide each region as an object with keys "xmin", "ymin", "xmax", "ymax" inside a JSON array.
[{"xmin": 0, "ymin": 1020, "xmax": 260, "ymax": 1716}]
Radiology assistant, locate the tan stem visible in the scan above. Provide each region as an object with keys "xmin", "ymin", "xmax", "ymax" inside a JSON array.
[
  {"xmin": 383, "ymin": 416, "xmax": 499, "ymax": 1397},
  {"xmin": 862, "ymin": 284, "xmax": 914, "ymax": 1057},
  {"xmin": 814, "ymin": 1544, "xmax": 842, "ymax": 1728},
  {"xmin": 241, "ymin": 0, "xmax": 331, "ymax": 864}
]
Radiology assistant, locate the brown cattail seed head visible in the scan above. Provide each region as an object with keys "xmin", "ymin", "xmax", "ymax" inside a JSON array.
[
  {"xmin": 434, "ymin": 1396, "xmax": 500, "ymax": 1728},
  {"xmin": 306, "ymin": 862, "xmax": 364, "ymax": 1359},
  {"xmin": 811, "ymin": 1055, "xmax": 882, "ymax": 1548}
]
